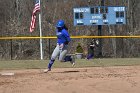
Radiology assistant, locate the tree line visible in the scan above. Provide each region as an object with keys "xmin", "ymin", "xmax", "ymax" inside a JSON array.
[{"xmin": 0, "ymin": 0, "xmax": 140, "ymax": 60}]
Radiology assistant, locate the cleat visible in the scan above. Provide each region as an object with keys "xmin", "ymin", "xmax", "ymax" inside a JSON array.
[
  {"xmin": 70, "ymin": 56, "xmax": 75, "ymax": 67},
  {"xmin": 43, "ymin": 69, "xmax": 51, "ymax": 73},
  {"xmin": 72, "ymin": 62, "xmax": 75, "ymax": 67}
]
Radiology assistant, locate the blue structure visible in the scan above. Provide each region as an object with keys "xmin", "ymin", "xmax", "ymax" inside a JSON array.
[{"xmin": 73, "ymin": 6, "xmax": 126, "ymax": 26}]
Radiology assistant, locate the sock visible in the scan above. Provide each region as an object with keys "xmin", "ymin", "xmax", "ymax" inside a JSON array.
[
  {"xmin": 87, "ymin": 54, "xmax": 94, "ymax": 59},
  {"xmin": 48, "ymin": 60, "xmax": 54, "ymax": 69},
  {"xmin": 64, "ymin": 56, "xmax": 72, "ymax": 62}
]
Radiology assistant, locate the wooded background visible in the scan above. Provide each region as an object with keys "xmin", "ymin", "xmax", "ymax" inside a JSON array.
[{"xmin": 0, "ymin": 0, "xmax": 140, "ymax": 60}]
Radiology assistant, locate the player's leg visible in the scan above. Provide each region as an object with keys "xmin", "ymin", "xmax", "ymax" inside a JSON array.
[
  {"xmin": 48, "ymin": 45, "xmax": 60, "ymax": 69},
  {"xmin": 59, "ymin": 45, "xmax": 67, "ymax": 62},
  {"xmin": 44, "ymin": 45, "xmax": 60, "ymax": 72},
  {"xmin": 59, "ymin": 45, "xmax": 75, "ymax": 66},
  {"xmin": 87, "ymin": 53, "xmax": 94, "ymax": 60},
  {"xmin": 70, "ymin": 55, "xmax": 75, "ymax": 66}
]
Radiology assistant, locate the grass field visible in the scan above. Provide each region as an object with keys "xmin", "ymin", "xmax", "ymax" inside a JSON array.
[
  {"xmin": 0, "ymin": 58, "xmax": 140, "ymax": 69},
  {"xmin": 0, "ymin": 58, "xmax": 140, "ymax": 93}
]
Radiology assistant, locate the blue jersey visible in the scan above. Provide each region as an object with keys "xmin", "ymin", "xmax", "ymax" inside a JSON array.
[{"xmin": 56, "ymin": 29, "xmax": 71, "ymax": 44}]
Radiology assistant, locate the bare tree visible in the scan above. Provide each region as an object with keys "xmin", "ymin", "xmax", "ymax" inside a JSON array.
[{"xmin": 0, "ymin": 0, "xmax": 140, "ymax": 59}]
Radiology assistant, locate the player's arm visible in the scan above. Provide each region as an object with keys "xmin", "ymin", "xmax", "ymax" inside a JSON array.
[{"xmin": 63, "ymin": 30, "xmax": 71, "ymax": 44}]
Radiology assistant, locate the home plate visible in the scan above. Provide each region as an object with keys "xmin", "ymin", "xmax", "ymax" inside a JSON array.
[{"xmin": 1, "ymin": 72, "xmax": 15, "ymax": 76}]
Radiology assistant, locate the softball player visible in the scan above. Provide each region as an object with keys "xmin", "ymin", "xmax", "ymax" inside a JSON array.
[
  {"xmin": 44, "ymin": 20, "xmax": 75, "ymax": 73},
  {"xmin": 86, "ymin": 39, "xmax": 99, "ymax": 60}
]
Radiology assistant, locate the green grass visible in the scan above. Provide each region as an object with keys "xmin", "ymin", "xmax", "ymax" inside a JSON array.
[{"xmin": 0, "ymin": 58, "xmax": 140, "ymax": 70}]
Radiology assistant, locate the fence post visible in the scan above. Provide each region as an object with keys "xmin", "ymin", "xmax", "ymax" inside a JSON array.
[
  {"xmin": 48, "ymin": 39, "xmax": 51, "ymax": 60},
  {"xmin": 97, "ymin": 0, "xmax": 104, "ymax": 57},
  {"xmin": 10, "ymin": 39, "xmax": 13, "ymax": 60}
]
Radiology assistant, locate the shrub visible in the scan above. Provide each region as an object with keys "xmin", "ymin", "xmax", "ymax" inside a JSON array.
[{"xmin": 76, "ymin": 43, "xmax": 83, "ymax": 53}]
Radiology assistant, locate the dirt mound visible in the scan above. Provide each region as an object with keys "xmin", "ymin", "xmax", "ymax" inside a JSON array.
[{"xmin": 0, "ymin": 66, "xmax": 140, "ymax": 93}]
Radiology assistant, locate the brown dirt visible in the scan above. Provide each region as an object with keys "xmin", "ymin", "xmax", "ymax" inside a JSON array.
[{"xmin": 0, "ymin": 66, "xmax": 140, "ymax": 93}]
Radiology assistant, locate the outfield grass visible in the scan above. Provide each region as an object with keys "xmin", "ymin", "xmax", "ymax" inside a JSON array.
[{"xmin": 0, "ymin": 58, "xmax": 140, "ymax": 69}]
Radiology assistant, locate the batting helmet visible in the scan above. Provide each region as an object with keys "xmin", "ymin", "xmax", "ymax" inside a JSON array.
[{"xmin": 56, "ymin": 20, "xmax": 65, "ymax": 27}]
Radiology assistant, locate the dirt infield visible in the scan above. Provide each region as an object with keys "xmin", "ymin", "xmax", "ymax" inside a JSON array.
[{"xmin": 0, "ymin": 66, "xmax": 140, "ymax": 93}]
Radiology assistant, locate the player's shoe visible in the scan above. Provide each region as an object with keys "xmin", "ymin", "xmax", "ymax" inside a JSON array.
[
  {"xmin": 43, "ymin": 68, "xmax": 51, "ymax": 73},
  {"xmin": 70, "ymin": 56, "xmax": 75, "ymax": 67},
  {"xmin": 72, "ymin": 62, "xmax": 75, "ymax": 67}
]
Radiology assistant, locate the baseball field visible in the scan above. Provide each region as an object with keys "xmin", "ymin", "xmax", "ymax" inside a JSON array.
[{"xmin": 0, "ymin": 58, "xmax": 140, "ymax": 93}]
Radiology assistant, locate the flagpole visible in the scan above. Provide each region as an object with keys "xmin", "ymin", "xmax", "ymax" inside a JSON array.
[{"xmin": 39, "ymin": 0, "xmax": 43, "ymax": 60}]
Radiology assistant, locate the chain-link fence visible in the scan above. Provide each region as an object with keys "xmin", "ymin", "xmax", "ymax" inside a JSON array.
[{"xmin": 0, "ymin": 36, "xmax": 140, "ymax": 60}]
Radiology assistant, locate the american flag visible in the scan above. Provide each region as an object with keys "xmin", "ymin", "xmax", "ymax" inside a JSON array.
[{"xmin": 30, "ymin": 0, "xmax": 40, "ymax": 32}]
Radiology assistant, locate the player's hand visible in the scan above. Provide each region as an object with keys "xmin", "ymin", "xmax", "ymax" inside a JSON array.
[
  {"xmin": 59, "ymin": 43, "xmax": 64, "ymax": 50},
  {"xmin": 96, "ymin": 40, "xmax": 99, "ymax": 45}
]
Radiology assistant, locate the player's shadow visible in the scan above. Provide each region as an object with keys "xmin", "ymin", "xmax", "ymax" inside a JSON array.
[
  {"xmin": 54, "ymin": 70, "xmax": 80, "ymax": 73},
  {"xmin": 62, "ymin": 70, "xmax": 80, "ymax": 73}
]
